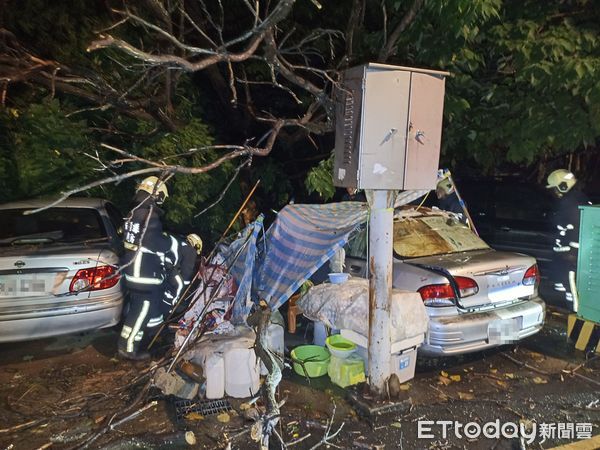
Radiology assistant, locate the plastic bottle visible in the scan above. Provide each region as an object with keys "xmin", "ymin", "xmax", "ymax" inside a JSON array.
[
  {"xmin": 313, "ymin": 321, "xmax": 327, "ymax": 346},
  {"xmin": 202, "ymin": 352, "xmax": 225, "ymax": 399},
  {"xmin": 260, "ymin": 310, "xmax": 285, "ymax": 375}
]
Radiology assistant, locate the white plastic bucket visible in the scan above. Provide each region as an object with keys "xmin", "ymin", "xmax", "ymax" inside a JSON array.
[{"xmin": 224, "ymin": 347, "xmax": 260, "ymax": 398}]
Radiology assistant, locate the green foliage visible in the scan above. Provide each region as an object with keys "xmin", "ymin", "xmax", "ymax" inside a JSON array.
[
  {"xmin": 305, "ymin": 155, "xmax": 335, "ymax": 201},
  {"xmin": 131, "ymin": 119, "xmax": 241, "ymax": 237},
  {"xmin": 0, "ymin": 99, "xmax": 97, "ymax": 201},
  {"xmin": 443, "ymin": 0, "xmax": 600, "ymax": 171},
  {"xmin": 4, "ymin": 0, "xmax": 108, "ymax": 63}
]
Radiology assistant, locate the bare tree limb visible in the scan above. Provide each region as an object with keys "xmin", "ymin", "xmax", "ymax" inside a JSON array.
[{"xmin": 378, "ymin": 0, "xmax": 425, "ymax": 61}]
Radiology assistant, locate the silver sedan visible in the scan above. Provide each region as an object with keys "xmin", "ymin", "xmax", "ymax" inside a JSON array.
[
  {"xmin": 0, "ymin": 198, "xmax": 125, "ymax": 342},
  {"xmin": 345, "ymin": 208, "xmax": 545, "ymax": 356}
]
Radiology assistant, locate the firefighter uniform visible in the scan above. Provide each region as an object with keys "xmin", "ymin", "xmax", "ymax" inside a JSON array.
[
  {"xmin": 118, "ymin": 190, "xmax": 173, "ymax": 358},
  {"xmin": 550, "ymin": 188, "xmax": 591, "ymax": 304},
  {"xmin": 162, "ymin": 236, "xmax": 198, "ymax": 315}
]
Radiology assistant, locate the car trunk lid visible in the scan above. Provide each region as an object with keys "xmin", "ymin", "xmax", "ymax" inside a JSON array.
[
  {"xmin": 0, "ymin": 244, "xmax": 104, "ymax": 308},
  {"xmin": 405, "ymin": 249, "xmax": 537, "ymax": 309}
]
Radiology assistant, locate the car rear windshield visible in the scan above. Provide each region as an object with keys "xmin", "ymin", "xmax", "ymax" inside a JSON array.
[
  {"xmin": 0, "ymin": 208, "xmax": 106, "ymax": 244},
  {"xmin": 393, "ymin": 215, "xmax": 488, "ymax": 258}
]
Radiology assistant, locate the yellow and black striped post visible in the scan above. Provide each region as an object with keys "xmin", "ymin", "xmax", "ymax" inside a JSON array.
[{"xmin": 567, "ymin": 314, "xmax": 600, "ymax": 353}]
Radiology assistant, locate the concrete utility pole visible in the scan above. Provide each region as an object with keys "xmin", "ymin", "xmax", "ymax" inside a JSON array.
[
  {"xmin": 367, "ymin": 189, "xmax": 396, "ymax": 395},
  {"xmin": 332, "ymin": 63, "xmax": 447, "ymax": 397}
]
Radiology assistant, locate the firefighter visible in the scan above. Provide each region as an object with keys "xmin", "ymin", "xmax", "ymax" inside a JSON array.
[
  {"xmin": 436, "ymin": 178, "xmax": 467, "ymax": 224},
  {"xmin": 163, "ymin": 233, "xmax": 202, "ymax": 314},
  {"xmin": 118, "ymin": 176, "xmax": 199, "ymax": 360},
  {"xmin": 546, "ymin": 169, "xmax": 592, "ymax": 307}
]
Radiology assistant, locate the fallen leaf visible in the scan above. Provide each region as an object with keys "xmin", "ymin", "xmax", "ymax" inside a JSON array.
[
  {"xmin": 449, "ymin": 375, "xmax": 461, "ymax": 382},
  {"xmin": 186, "ymin": 412, "xmax": 204, "ymax": 421},
  {"xmin": 490, "ymin": 368, "xmax": 498, "ymax": 374},
  {"xmin": 496, "ymin": 380, "xmax": 509, "ymax": 389},
  {"xmin": 532, "ymin": 377, "xmax": 548, "ymax": 384},
  {"xmin": 400, "ymin": 384, "xmax": 411, "ymax": 391},
  {"xmin": 440, "ymin": 371, "xmax": 449, "ymax": 378},
  {"xmin": 239, "ymin": 403, "xmax": 251, "ymax": 411},
  {"xmin": 250, "ymin": 421, "xmax": 262, "ymax": 442},
  {"xmin": 217, "ymin": 412, "xmax": 230, "ymax": 423},
  {"xmin": 458, "ymin": 392, "xmax": 475, "ymax": 400},
  {"xmin": 505, "ymin": 373, "xmax": 515, "ymax": 379},
  {"xmin": 391, "ymin": 422, "xmax": 402, "ymax": 428},
  {"xmin": 438, "ymin": 376, "xmax": 452, "ymax": 386}
]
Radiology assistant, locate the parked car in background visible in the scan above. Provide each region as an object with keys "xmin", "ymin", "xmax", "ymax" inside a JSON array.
[
  {"xmin": 344, "ymin": 207, "xmax": 545, "ymax": 356},
  {"xmin": 0, "ymin": 198, "xmax": 125, "ymax": 342}
]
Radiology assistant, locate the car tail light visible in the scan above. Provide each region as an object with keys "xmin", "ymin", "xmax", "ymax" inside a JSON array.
[
  {"xmin": 522, "ymin": 264, "xmax": 540, "ymax": 287},
  {"xmin": 455, "ymin": 276, "xmax": 479, "ymax": 297},
  {"xmin": 418, "ymin": 276, "xmax": 479, "ymax": 307},
  {"xmin": 418, "ymin": 284, "xmax": 455, "ymax": 307},
  {"xmin": 70, "ymin": 266, "xmax": 120, "ymax": 293}
]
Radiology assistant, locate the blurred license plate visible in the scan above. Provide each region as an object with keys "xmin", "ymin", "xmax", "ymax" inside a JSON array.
[
  {"xmin": 488, "ymin": 317, "xmax": 522, "ymax": 345},
  {"xmin": 0, "ymin": 275, "xmax": 49, "ymax": 297}
]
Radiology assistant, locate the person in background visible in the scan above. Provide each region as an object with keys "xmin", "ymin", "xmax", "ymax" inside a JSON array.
[
  {"xmin": 545, "ymin": 169, "xmax": 592, "ymax": 308},
  {"xmin": 435, "ymin": 178, "xmax": 467, "ymax": 224}
]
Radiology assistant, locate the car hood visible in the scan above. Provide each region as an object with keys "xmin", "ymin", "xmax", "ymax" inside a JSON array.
[{"xmin": 403, "ymin": 249, "xmax": 538, "ymax": 308}]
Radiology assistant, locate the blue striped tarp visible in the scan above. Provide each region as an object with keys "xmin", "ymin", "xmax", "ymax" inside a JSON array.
[
  {"xmin": 223, "ymin": 215, "xmax": 263, "ymax": 323},
  {"xmin": 255, "ymin": 202, "xmax": 368, "ymax": 310}
]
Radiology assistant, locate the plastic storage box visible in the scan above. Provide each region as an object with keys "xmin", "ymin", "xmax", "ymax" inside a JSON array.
[{"xmin": 341, "ymin": 329, "xmax": 424, "ymax": 383}]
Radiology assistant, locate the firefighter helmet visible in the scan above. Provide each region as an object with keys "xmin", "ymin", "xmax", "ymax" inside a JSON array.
[
  {"xmin": 186, "ymin": 233, "xmax": 203, "ymax": 254},
  {"xmin": 137, "ymin": 176, "xmax": 169, "ymax": 203},
  {"xmin": 436, "ymin": 178, "xmax": 454, "ymax": 198},
  {"xmin": 546, "ymin": 169, "xmax": 577, "ymax": 194}
]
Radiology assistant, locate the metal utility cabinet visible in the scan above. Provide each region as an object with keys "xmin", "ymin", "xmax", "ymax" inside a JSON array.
[
  {"xmin": 577, "ymin": 205, "xmax": 600, "ymax": 323},
  {"xmin": 333, "ymin": 63, "xmax": 447, "ymax": 190}
]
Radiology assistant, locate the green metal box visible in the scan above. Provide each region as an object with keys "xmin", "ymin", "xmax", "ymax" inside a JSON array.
[{"xmin": 577, "ymin": 205, "xmax": 600, "ymax": 323}]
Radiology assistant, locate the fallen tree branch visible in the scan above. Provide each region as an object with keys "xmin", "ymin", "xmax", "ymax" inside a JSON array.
[
  {"xmin": 562, "ymin": 355, "xmax": 599, "ymax": 375},
  {"xmin": 23, "ymin": 122, "xmax": 282, "ymax": 215},
  {"xmin": 0, "ymin": 419, "xmax": 46, "ymax": 434},
  {"xmin": 307, "ymin": 404, "xmax": 344, "ymax": 450},
  {"xmin": 97, "ymin": 431, "xmax": 196, "ymax": 450},
  {"xmin": 249, "ymin": 301, "xmax": 284, "ymax": 449},
  {"xmin": 570, "ymin": 371, "xmax": 600, "ymax": 387},
  {"xmin": 500, "ymin": 352, "xmax": 551, "ymax": 375}
]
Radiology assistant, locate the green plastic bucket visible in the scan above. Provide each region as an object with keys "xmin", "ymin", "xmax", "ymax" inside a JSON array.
[
  {"xmin": 291, "ymin": 345, "xmax": 330, "ymax": 378},
  {"xmin": 326, "ymin": 334, "xmax": 357, "ymax": 359}
]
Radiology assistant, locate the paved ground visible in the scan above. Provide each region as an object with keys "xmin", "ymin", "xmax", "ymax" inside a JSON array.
[{"xmin": 0, "ymin": 308, "xmax": 598, "ymax": 450}]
